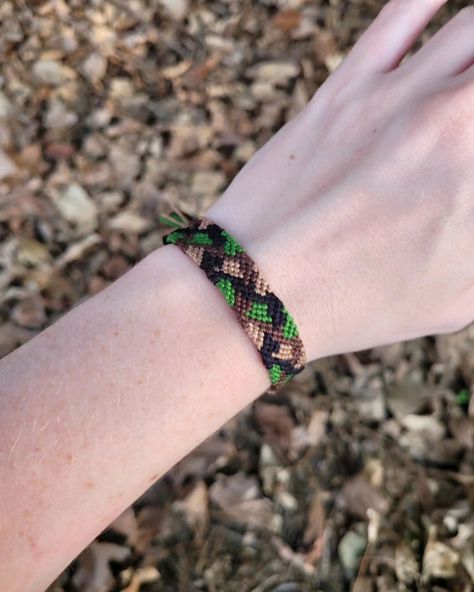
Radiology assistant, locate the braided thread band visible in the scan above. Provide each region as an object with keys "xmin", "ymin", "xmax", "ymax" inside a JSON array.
[{"xmin": 162, "ymin": 216, "xmax": 306, "ymax": 393}]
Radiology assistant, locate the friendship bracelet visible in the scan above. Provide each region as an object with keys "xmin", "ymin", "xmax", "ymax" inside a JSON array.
[{"xmin": 162, "ymin": 215, "xmax": 306, "ymax": 393}]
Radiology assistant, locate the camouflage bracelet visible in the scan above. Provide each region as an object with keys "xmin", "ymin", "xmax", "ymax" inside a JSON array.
[{"xmin": 162, "ymin": 216, "xmax": 306, "ymax": 393}]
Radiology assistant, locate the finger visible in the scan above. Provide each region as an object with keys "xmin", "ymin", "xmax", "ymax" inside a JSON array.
[
  {"xmin": 399, "ymin": 6, "xmax": 474, "ymax": 77},
  {"xmin": 344, "ymin": 0, "xmax": 449, "ymax": 74}
]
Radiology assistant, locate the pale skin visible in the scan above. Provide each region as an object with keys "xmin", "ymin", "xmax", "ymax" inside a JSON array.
[{"xmin": 1, "ymin": 0, "xmax": 474, "ymax": 589}]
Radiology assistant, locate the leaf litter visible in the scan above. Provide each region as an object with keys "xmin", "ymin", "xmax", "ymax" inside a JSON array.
[{"xmin": 0, "ymin": 0, "xmax": 472, "ymax": 590}]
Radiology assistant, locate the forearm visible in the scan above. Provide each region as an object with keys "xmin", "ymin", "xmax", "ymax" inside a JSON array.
[
  {"xmin": 3, "ymin": 0, "xmax": 473, "ymax": 587},
  {"xmin": 0, "ymin": 244, "xmax": 270, "ymax": 592}
]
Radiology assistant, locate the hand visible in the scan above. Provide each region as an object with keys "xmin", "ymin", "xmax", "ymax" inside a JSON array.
[{"xmin": 207, "ymin": 0, "xmax": 474, "ymax": 362}]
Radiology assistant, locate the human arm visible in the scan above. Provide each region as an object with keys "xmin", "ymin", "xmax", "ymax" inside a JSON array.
[
  {"xmin": 0, "ymin": 244, "xmax": 272, "ymax": 592},
  {"xmin": 3, "ymin": 0, "xmax": 474, "ymax": 589}
]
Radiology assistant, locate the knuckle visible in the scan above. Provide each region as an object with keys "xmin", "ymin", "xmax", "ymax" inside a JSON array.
[
  {"xmin": 422, "ymin": 92, "xmax": 449, "ymax": 122},
  {"xmin": 437, "ymin": 83, "xmax": 474, "ymax": 124},
  {"xmin": 416, "ymin": 85, "xmax": 474, "ymax": 131},
  {"xmin": 404, "ymin": 94, "xmax": 440, "ymax": 130},
  {"xmin": 392, "ymin": 90, "xmax": 466, "ymax": 158},
  {"xmin": 452, "ymin": 82, "xmax": 474, "ymax": 108},
  {"xmin": 454, "ymin": 5, "xmax": 474, "ymax": 24},
  {"xmin": 380, "ymin": 0, "xmax": 404, "ymax": 15},
  {"xmin": 309, "ymin": 74, "xmax": 359, "ymax": 115},
  {"xmin": 379, "ymin": 0, "xmax": 417, "ymax": 18}
]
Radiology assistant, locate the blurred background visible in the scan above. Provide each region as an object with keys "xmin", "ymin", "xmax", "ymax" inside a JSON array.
[{"xmin": 0, "ymin": 1, "xmax": 473, "ymax": 590}]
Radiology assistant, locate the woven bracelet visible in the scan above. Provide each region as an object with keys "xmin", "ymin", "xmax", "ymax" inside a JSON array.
[{"xmin": 162, "ymin": 215, "xmax": 306, "ymax": 393}]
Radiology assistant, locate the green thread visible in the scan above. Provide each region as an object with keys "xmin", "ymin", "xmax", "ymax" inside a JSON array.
[
  {"xmin": 282, "ymin": 308, "xmax": 299, "ymax": 339},
  {"xmin": 269, "ymin": 364, "xmax": 282, "ymax": 384},
  {"xmin": 165, "ymin": 216, "xmax": 306, "ymax": 391},
  {"xmin": 160, "ymin": 212, "xmax": 187, "ymax": 229},
  {"xmin": 165, "ymin": 230, "xmax": 185, "ymax": 244},
  {"xmin": 246, "ymin": 301, "xmax": 272, "ymax": 323},
  {"xmin": 216, "ymin": 278, "xmax": 236, "ymax": 307},
  {"xmin": 191, "ymin": 232, "xmax": 213, "ymax": 245},
  {"xmin": 222, "ymin": 230, "xmax": 244, "ymax": 256}
]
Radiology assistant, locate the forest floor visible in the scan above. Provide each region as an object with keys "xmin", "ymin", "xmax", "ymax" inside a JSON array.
[{"xmin": 0, "ymin": 0, "xmax": 473, "ymax": 590}]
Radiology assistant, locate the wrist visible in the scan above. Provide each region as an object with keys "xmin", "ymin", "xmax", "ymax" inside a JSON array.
[
  {"xmin": 152, "ymin": 243, "xmax": 272, "ymax": 396},
  {"xmin": 205, "ymin": 198, "xmax": 331, "ymax": 363}
]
